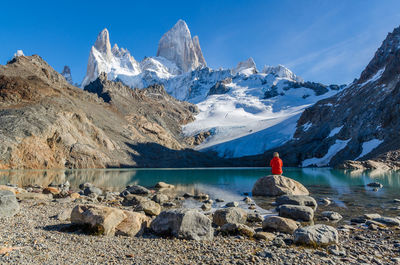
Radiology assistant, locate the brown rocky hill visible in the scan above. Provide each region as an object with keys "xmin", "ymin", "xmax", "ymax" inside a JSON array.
[
  {"xmin": 0, "ymin": 55, "xmax": 227, "ymax": 169},
  {"xmin": 238, "ymin": 25, "xmax": 400, "ymax": 169}
]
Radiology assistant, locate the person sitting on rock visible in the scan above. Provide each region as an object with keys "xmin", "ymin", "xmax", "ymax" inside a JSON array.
[{"xmin": 270, "ymin": 152, "xmax": 283, "ymax": 175}]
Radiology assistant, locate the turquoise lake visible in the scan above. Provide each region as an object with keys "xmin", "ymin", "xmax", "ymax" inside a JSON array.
[{"xmin": 1, "ymin": 168, "xmax": 399, "ymax": 219}]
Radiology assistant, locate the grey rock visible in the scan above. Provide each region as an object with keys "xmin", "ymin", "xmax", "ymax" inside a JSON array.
[
  {"xmin": 151, "ymin": 209, "xmax": 213, "ymax": 241},
  {"xmin": 367, "ymin": 182, "xmax": 383, "ymax": 188},
  {"xmin": 243, "ymin": 197, "xmax": 252, "ymax": 204},
  {"xmin": 152, "ymin": 194, "xmax": 169, "ymax": 204},
  {"xmin": 373, "ymin": 217, "xmax": 400, "ymax": 227},
  {"xmin": 0, "ymin": 190, "xmax": 20, "ymax": 218},
  {"xmin": 79, "ymin": 182, "xmax": 94, "ymax": 190},
  {"xmin": 84, "ymin": 186, "xmax": 103, "ymax": 196},
  {"xmin": 201, "ymin": 203, "xmax": 211, "ymax": 211},
  {"xmin": 276, "ymin": 195, "xmax": 318, "ymax": 210},
  {"xmin": 247, "ymin": 213, "xmax": 263, "ymax": 223},
  {"xmin": 294, "ymin": 224, "xmax": 339, "ymax": 247},
  {"xmin": 363, "ymin": 213, "xmax": 381, "ymax": 220},
  {"xmin": 271, "ymin": 237, "xmax": 285, "ymax": 247},
  {"xmin": 215, "ymin": 198, "xmax": 225, "ymax": 202},
  {"xmin": 57, "ymin": 208, "xmax": 72, "ymax": 221},
  {"xmin": 213, "ymin": 207, "xmax": 247, "ymax": 226},
  {"xmin": 225, "ymin": 201, "xmax": 239, "ymax": 207},
  {"xmin": 136, "ymin": 200, "xmax": 161, "ymax": 216},
  {"xmin": 155, "ymin": 182, "xmax": 175, "ymax": 189},
  {"xmin": 124, "ymin": 185, "xmax": 150, "ymax": 195},
  {"xmin": 252, "ymin": 175, "xmax": 309, "ymax": 196},
  {"xmin": 321, "ymin": 211, "xmax": 342, "ymax": 221},
  {"xmin": 279, "ymin": 204, "xmax": 314, "ymax": 222}
]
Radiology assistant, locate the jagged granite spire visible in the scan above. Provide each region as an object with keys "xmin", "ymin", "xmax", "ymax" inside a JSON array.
[
  {"xmin": 61, "ymin": 65, "xmax": 73, "ymax": 85},
  {"xmin": 94, "ymin": 28, "xmax": 113, "ymax": 61},
  {"xmin": 157, "ymin": 19, "xmax": 206, "ymax": 72}
]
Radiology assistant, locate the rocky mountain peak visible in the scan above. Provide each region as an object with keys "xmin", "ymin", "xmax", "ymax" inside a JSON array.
[
  {"xmin": 233, "ymin": 57, "xmax": 257, "ymax": 75},
  {"xmin": 156, "ymin": 19, "xmax": 206, "ymax": 72},
  {"xmin": 358, "ymin": 25, "xmax": 400, "ymax": 84},
  {"xmin": 61, "ymin": 65, "xmax": 73, "ymax": 85},
  {"xmin": 94, "ymin": 28, "xmax": 113, "ymax": 61},
  {"xmin": 263, "ymin": 64, "xmax": 303, "ymax": 82}
]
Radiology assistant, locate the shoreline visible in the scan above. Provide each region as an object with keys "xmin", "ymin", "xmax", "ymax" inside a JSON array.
[{"xmin": 1, "ymin": 178, "xmax": 400, "ymax": 264}]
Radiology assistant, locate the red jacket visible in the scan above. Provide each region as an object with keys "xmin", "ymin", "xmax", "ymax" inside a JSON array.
[{"xmin": 270, "ymin": 157, "xmax": 283, "ymax": 175}]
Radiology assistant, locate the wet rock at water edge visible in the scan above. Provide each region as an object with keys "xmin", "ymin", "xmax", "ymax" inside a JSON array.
[
  {"xmin": 225, "ymin": 201, "xmax": 239, "ymax": 207},
  {"xmin": 201, "ymin": 203, "xmax": 212, "ymax": 211},
  {"xmin": 262, "ymin": 216, "xmax": 298, "ymax": 234},
  {"xmin": 84, "ymin": 186, "xmax": 103, "ymax": 196},
  {"xmin": 294, "ymin": 224, "xmax": 339, "ymax": 247},
  {"xmin": 215, "ymin": 198, "xmax": 224, "ymax": 202},
  {"xmin": 321, "ymin": 211, "xmax": 342, "ymax": 221},
  {"xmin": 155, "ymin": 182, "xmax": 175, "ymax": 189},
  {"xmin": 151, "ymin": 209, "xmax": 214, "ymax": 241},
  {"xmin": 275, "ymin": 195, "xmax": 318, "ymax": 210},
  {"xmin": 243, "ymin": 197, "xmax": 252, "ymax": 204},
  {"xmin": 213, "ymin": 207, "xmax": 247, "ymax": 226},
  {"xmin": 122, "ymin": 185, "xmax": 151, "ymax": 196},
  {"xmin": 279, "ymin": 204, "xmax": 314, "ymax": 222},
  {"xmin": 367, "ymin": 182, "xmax": 383, "ymax": 188},
  {"xmin": 373, "ymin": 216, "xmax": 400, "ymax": 227},
  {"xmin": 319, "ymin": 197, "xmax": 332, "ymax": 206},
  {"xmin": 252, "ymin": 175, "xmax": 309, "ymax": 196},
  {"xmin": 0, "ymin": 190, "xmax": 20, "ymax": 218},
  {"xmin": 247, "ymin": 212, "xmax": 263, "ymax": 223}
]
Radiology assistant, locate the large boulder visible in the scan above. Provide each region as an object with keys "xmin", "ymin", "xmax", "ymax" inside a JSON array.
[
  {"xmin": 279, "ymin": 205, "xmax": 314, "ymax": 222},
  {"xmin": 262, "ymin": 216, "xmax": 298, "ymax": 234},
  {"xmin": 294, "ymin": 224, "xmax": 338, "ymax": 247},
  {"xmin": 0, "ymin": 190, "xmax": 20, "ymax": 218},
  {"xmin": 71, "ymin": 204, "xmax": 149, "ymax": 237},
  {"xmin": 151, "ymin": 209, "xmax": 214, "ymax": 241},
  {"xmin": 213, "ymin": 207, "xmax": 247, "ymax": 226},
  {"xmin": 252, "ymin": 175, "xmax": 309, "ymax": 196},
  {"xmin": 71, "ymin": 204, "xmax": 127, "ymax": 236},
  {"xmin": 276, "ymin": 195, "xmax": 317, "ymax": 210}
]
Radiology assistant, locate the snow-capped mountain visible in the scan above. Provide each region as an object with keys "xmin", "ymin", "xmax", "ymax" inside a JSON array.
[
  {"xmin": 81, "ymin": 19, "xmax": 344, "ymax": 158},
  {"xmin": 61, "ymin": 65, "xmax": 73, "ymax": 85}
]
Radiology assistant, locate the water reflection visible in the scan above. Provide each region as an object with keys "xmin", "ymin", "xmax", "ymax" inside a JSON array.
[{"xmin": 0, "ymin": 168, "xmax": 399, "ymax": 198}]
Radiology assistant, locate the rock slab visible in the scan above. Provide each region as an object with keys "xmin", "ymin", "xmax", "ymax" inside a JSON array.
[{"xmin": 279, "ymin": 204, "xmax": 314, "ymax": 222}]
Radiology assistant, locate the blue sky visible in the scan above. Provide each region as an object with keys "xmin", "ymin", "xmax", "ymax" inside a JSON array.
[{"xmin": 1, "ymin": 0, "xmax": 400, "ymax": 85}]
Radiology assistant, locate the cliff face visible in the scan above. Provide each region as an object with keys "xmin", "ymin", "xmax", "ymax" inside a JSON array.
[{"xmin": 0, "ymin": 55, "xmax": 222, "ymax": 169}]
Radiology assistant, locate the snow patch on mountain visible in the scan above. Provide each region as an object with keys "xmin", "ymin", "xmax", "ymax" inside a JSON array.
[
  {"xmin": 302, "ymin": 139, "xmax": 351, "ymax": 167},
  {"xmin": 355, "ymin": 139, "xmax": 384, "ymax": 160},
  {"xmin": 328, "ymin": 126, "xmax": 343, "ymax": 138}
]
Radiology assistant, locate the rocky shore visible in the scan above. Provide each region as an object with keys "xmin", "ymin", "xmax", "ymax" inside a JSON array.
[{"xmin": 0, "ymin": 175, "xmax": 399, "ymax": 264}]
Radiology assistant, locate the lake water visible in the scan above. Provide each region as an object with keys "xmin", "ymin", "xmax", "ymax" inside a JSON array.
[{"xmin": 1, "ymin": 168, "xmax": 399, "ymax": 219}]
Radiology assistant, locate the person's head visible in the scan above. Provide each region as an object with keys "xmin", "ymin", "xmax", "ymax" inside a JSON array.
[{"xmin": 273, "ymin": 152, "xmax": 279, "ymax": 158}]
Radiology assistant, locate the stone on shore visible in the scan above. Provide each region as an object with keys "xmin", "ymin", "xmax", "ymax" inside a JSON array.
[
  {"xmin": 254, "ymin": 231, "xmax": 276, "ymax": 241},
  {"xmin": 225, "ymin": 201, "xmax": 239, "ymax": 207},
  {"xmin": 16, "ymin": 192, "xmax": 52, "ymax": 201},
  {"xmin": 213, "ymin": 207, "xmax": 247, "ymax": 226},
  {"xmin": 0, "ymin": 190, "xmax": 20, "ymax": 218},
  {"xmin": 121, "ymin": 185, "xmax": 150, "ymax": 196},
  {"xmin": 135, "ymin": 200, "xmax": 161, "ymax": 216},
  {"xmin": 84, "ymin": 186, "xmax": 103, "ymax": 196},
  {"xmin": 252, "ymin": 175, "xmax": 309, "ymax": 196},
  {"xmin": 294, "ymin": 224, "xmax": 339, "ymax": 247},
  {"xmin": 373, "ymin": 217, "xmax": 400, "ymax": 227},
  {"xmin": 155, "ymin": 182, "xmax": 175, "ymax": 189},
  {"xmin": 322, "ymin": 211, "xmax": 343, "ymax": 221},
  {"xmin": 220, "ymin": 223, "xmax": 255, "ymax": 238},
  {"xmin": 71, "ymin": 204, "xmax": 127, "ymax": 236},
  {"xmin": 262, "ymin": 216, "xmax": 298, "ymax": 234},
  {"xmin": 115, "ymin": 211, "xmax": 150, "ymax": 237},
  {"xmin": 56, "ymin": 208, "xmax": 73, "ymax": 221},
  {"xmin": 276, "ymin": 195, "xmax": 317, "ymax": 210},
  {"xmin": 152, "ymin": 194, "xmax": 169, "ymax": 204},
  {"xmin": 279, "ymin": 205, "xmax": 314, "ymax": 222},
  {"xmin": 151, "ymin": 209, "xmax": 214, "ymax": 241}
]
